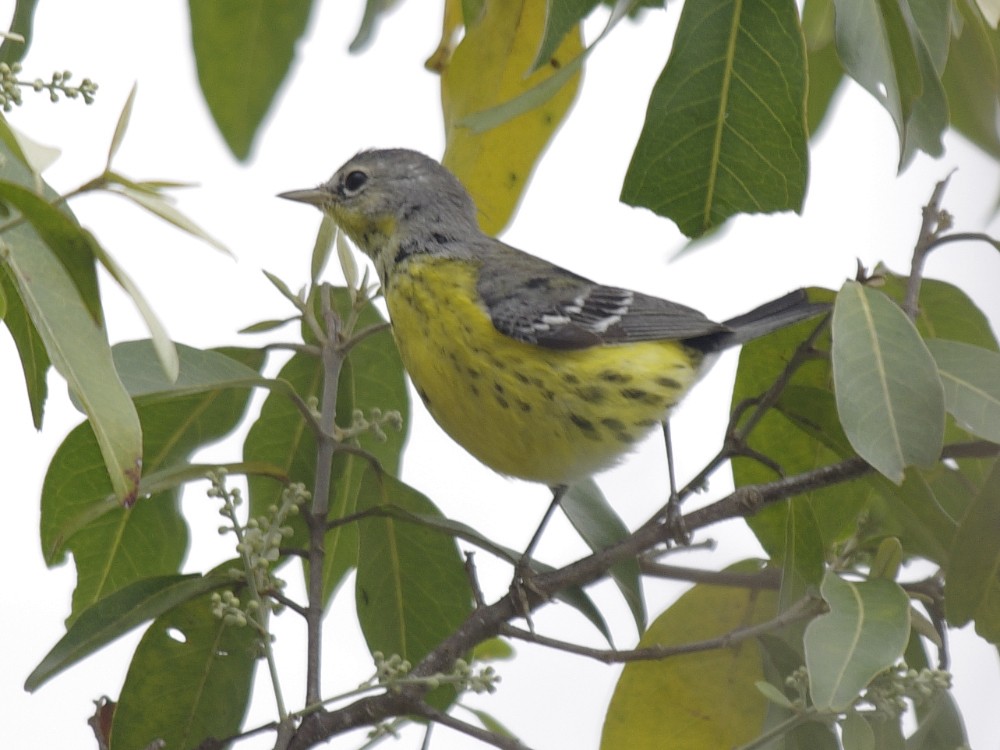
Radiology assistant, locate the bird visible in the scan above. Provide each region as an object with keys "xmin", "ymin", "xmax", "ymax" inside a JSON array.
[{"xmin": 280, "ymin": 148, "xmax": 826, "ymax": 550}]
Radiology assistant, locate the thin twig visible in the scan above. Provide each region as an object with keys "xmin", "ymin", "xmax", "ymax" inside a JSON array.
[
  {"xmin": 408, "ymin": 702, "xmax": 530, "ymax": 750},
  {"xmin": 499, "ymin": 594, "xmax": 823, "ymax": 664},
  {"xmin": 904, "ymin": 175, "xmax": 953, "ymax": 318},
  {"xmin": 637, "ymin": 560, "xmax": 781, "ymax": 589}
]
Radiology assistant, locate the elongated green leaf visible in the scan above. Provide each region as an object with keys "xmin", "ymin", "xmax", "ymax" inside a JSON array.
[
  {"xmin": 25, "ymin": 573, "xmax": 225, "ymax": 691},
  {"xmin": 0, "ymin": 269, "xmax": 49, "ymax": 427},
  {"xmin": 803, "ymin": 0, "xmax": 846, "ymax": 135},
  {"xmin": 926, "ymin": 339, "xmax": 1000, "ymax": 443},
  {"xmin": 112, "ymin": 340, "xmax": 267, "ymax": 399},
  {"xmin": 532, "ymin": 0, "xmax": 599, "ymax": 70},
  {"xmin": 602, "ymin": 565, "xmax": 778, "ymax": 749},
  {"xmin": 900, "ymin": 34, "xmax": 948, "ymax": 166},
  {"xmin": 0, "ymin": 0, "xmax": 37, "ymax": 63},
  {"xmin": 842, "ymin": 708, "xmax": 876, "ymax": 750},
  {"xmin": 188, "ymin": 0, "xmax": 312, "ymax": 160},
  {"xmin": 832, "ymin": 281, "xmax": 944, "ymax": 483},
  {"xmin": 622, "ymin": 0, "xmax": 808, "ymax": 236},
  {"xmin": 831, "ymin": 0, "xmax": 922, "ymax": 150},
  {"xmin": 941, "ymin": 1, "xmax": 1000, "ymax": 159},
  {"xmin": 349, "ymin": 0, "xmax": 396, "ymax": 52},
  {"xmin": 355, "ymin": 469, "xmax": 472, "ymax": 676},
  {"xmin": 0, "ymin": 180, "xmax": 102, "ymax": 323},
  {"xmin": 111, "ymin": 181, "xmax": 230, "ymax": 255},
  {"xmin": 562, "ymin": 478, "xmax": 646, "ymax": 633},
  {"xmin": 110, "ymin": 581, "xmax": 257, "ymax": 750},
  {"xmin": 804, "ymin": 572, "xmax": 910, "ymax": 711},
  {"xmin": 1, "ymin": 188, "xmax": 142, "ymax": 504},
  {"xmin": 107, "ymin": 83, "xmax": 138, "ymax": 167},
  {"xmin": 945, "ymin": 461, "xmax": 1000, "ymax": 641}
]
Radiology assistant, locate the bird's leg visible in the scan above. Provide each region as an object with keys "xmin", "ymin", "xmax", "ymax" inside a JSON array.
[
  {"xmin": 518, "ymin": 484, "xmax": 566, "ymax": 572},
  {"xmin": 662, "ymin": 420, "xmax": 691, "ymax": 544},
  {"xmin": 510, "ymin": 484, "xmax": 567, "ymax": 625}
]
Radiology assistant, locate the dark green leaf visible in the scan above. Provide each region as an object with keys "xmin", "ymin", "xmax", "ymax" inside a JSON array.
[
  {"xmin": 832, "ymin": 281, "xmax": 944, "ymax": 483},
  {"xmin": 25, "ymin": 573, "xmax": 226, "ymax": 691},
  {"xmin": 110, "ymin": 582, "xmax": 257, "ymax": 750},
  {"xmin": 188, "ymin": 0, "xmax": 313, "ymax": 160},
  {"xmin": 900, "ymin": 34, "xmax": 948, "ymax": 166},
  {"xmin": 349, "ymin": 0, "xmax": 398, "ymax": 53},
  {"xmin": 945, "ymin": 461, "xmax": 1000, "ymax": 641},
  {"xmin": 562, "ymin": 478, "xmax": 646, "ymax": 633},
  {"xmin": 804, "ymin": 572, "xmax": 910, "ymax": 711},
  {"xmin": 941, "ymin": 0, "xmax": 1000, "ymax": 159},
  {"xmin": 802, "ymin": 0, "xmax": 846, "ymax": 135},
  {"xmin": 0, "ymin": 269, "xmax": 49, "ymax": 427},
  {"xmin": 907, "ymin": 692, "xmax": 969, "ymax": 750},
  {"xmin": 42, "ymin": 348, "xmax": 264, "ymax": 622},
  {"xmin": 355, "ymin": 469, "xmax": 472, "ymax": 700},
  {"xmin": 621, "ymin": 0, "xmax": 808, "ymax": 236},
  {"xmin": 532, "ymin": 0, "xmax": 600, "ymax": 70},
  {"xmin": 0, "ymin": 0, "xmax": 37, "ymax": 63},
  {"xmin": 832, "ymin": 0, "xmax": 922, "ymax": 151}
]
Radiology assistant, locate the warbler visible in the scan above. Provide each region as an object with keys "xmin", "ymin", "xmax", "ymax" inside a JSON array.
[{"xmin": 280, "ymin": 149, "xmax": 823, "ymax": 497}]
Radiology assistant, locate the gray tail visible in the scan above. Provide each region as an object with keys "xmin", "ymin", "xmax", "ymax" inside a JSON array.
[{"xmin": 688, "ymin": 290, "xmax": 829, "ymax": 353}]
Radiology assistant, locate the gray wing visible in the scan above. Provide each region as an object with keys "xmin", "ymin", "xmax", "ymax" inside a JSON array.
[{"xmin": 476, "ymin": 244, "xmax": 728, "ymax": 350}]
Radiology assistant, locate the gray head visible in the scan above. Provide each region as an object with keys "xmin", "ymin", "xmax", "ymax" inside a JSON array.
[{"xmin": 280, "ymin": 149, "xmax": 481, "ymax": 256}]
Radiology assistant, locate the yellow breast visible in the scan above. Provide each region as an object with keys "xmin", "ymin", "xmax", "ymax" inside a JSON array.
[{"xmin": 384, "ymin": 256, "xmax": 702, "ymax": 485}]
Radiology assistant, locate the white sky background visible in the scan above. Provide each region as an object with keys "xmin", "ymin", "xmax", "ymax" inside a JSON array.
[{"xmin": 2, "ymin": 2, "xmax": 999, "ymax": 749}]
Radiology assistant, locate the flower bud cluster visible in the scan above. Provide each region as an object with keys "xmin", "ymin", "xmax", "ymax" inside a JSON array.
[{"xmin": 0, "ymin": 64, "xmax": 98, "ymax": 110}]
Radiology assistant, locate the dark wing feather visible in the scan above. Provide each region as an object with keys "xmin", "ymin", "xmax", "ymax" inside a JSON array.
[{"xmin": 477, "ymin": 245, "xmax": 727, "ymax": 350}]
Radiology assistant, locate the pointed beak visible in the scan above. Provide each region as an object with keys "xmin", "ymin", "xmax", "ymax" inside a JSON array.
[{"xmin": 278, "ymin": 187, "xmax": 331, "ymax": 207}]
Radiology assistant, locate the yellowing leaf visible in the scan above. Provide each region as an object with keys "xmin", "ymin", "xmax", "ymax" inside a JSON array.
[
  {"xmin": 441, "ymin": 0, "xmax": 583, "ymax": 234},
  {"xmin": 601, "ymin": 571, "xmax": 776, "ymax": 749}
]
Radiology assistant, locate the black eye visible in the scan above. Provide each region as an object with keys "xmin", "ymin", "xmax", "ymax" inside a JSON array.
[{"xmin": 343, "ymin": 170, "xmax": 368, "ymax": 194}]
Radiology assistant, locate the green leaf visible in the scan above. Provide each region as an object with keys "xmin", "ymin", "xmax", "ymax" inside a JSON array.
[
  {"xmin": 900, "ymin": 33, "xmax": 948, "ymax": 166},
  {"xmin": 112, "ymin": 340, "xmax": 267, "ymax": 399},
  {"xmin": 0, "ymin": 0, "xmax": 37, "ymax": 63},
  {"xmin": 842, "ymin": 708, "xmax": 876, "ymax": 750},
  {"xmin": 778, "ymin": 498, "xmax": 825, "ymax": 612},
  {"xmin": 831, "ymin": 0, "xmax": 922, "ymax": 152},
  {"xmin": 804, "ymin": 572, "xmax": 910, "ymax": 712},
  {"xmin": 907, "ymin": 692, "xmax": 970, "ymax": 750},
  {"xmin": 110, "ymin": 178, "xmax": 231, "ymax": 255},
  {"xmin": 926, "ymin": 339, "xmax": 1000, "ymax": 443},
  {"xmin": 25, "ymin": 573, "xmax": 226, "ymax": 691},
  {"xmin": 349, "ymin": 0, "xmax": 397, "ymax": 53},
  {"xmin": 804, "ymin": 2, "xmax": 846, "ymax": 136},
  {"xmin": 945, "ymin": 461, "xmax": 1000, "ymax": 641},
  {"xmin": 0, "ymin": 269, "xmax": 49, "ymax": 427},
  {"xmin": 0, "ymin": 180, "xmax": 103, "ymax": 323},
  {"xmin": 832, "ymin": 281, "xmax": 944, "ymax": 483},
  {"xmin": 41, "ymin": 348, "xmax": 264, "ymax": 621},
  {"xmin": 531, "ymin": 0, "xmax": 599, "ymax": 70},
  {"xmin": 110, "ymin": 581, "xmax": 257, "ymax": 750},
  {"xmin": 941, "ymin": 0, "xmax": 1000, "ymax": 159},
  {"xmin": 866, "ymin": 464, "xmax": 965, "ymax": 566},
  {"xmin": 561, "ymin": 479, "xmax": 646, "ymax": 633},
  {"xmin": 0, "ymin": 186, "xmax": 142, "ymax": 504},
  {"xmin": 621, "ymin": 0, "xmax": 808, "ymax": 236},
  {"xmin": 107, "ymin": 83, "xmax": 138, "ymax": 168},
  {"xmin": 355, "ymin": 469, "xmax": 473, "ymax": 677},
  {"xmin": 602, "ymin": 564, "xmax": 777, "ymax": 749},
  {"xmin": 188, "ymin": 0, "xmax": 313, "ymax": 160}
]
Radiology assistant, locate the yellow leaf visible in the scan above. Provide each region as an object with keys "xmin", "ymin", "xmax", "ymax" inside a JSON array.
[
  {"xmin": 440, "ymin": 0, "xmax": 583, "ymax": 235},
  {"xmin": 601, "ymin": 575, "xmax": 777, "ymax": 750}
]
